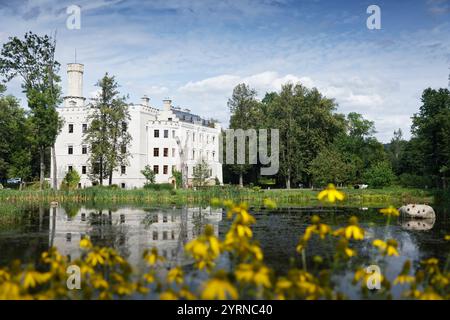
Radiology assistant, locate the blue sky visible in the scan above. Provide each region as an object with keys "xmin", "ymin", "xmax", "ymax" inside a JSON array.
[{"xmin": 0, "ymin": 0, "xmax": 449, "ymax": 142}]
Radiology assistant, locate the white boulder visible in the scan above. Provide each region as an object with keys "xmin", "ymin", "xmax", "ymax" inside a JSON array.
[{"xmin": 399, "ymin": 204, "xmax": 435, "ymax": 219}]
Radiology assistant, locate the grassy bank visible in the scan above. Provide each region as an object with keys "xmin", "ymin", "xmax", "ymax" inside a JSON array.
[{"xmin": 0, "ymin": 186, "xmax": 435, "ymax": 207}]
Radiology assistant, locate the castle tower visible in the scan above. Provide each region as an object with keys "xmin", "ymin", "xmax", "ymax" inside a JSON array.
[{"xmin": 64, "ymin": 63, "xmax": 86, "ymax": 108}]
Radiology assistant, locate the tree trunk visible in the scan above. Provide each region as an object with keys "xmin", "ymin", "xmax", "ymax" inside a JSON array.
[
  {"xmin": 39, "ymin": 147, "xmax": 45, "ymax": 190},
  {"xmin": 108, "ymin": 168, "xmax": 113, "ymax": 185},
  {"xmin": 239, "ymin": 173, "xmax": 243, "ymax": 188},
  {"xmin": 286, "ymin": 170, "xmax": 291, "ymax": 189},
  {"xmin": 51, "ymin": 144, "xmax": 57, "ymax": 190},
  {"xmin": 99, "ymin": 157, "xmax": 103, "ymax": 186}
]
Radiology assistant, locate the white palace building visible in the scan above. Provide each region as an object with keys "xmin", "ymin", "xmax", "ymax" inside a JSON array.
[{"xmin": 51, "ymin": 63, "xmax": 223, "ymax": 189}]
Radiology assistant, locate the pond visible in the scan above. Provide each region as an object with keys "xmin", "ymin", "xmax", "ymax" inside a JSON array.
[{"xmin": 0, "ymin": 204, "xmax": 449, "ymax": 299}]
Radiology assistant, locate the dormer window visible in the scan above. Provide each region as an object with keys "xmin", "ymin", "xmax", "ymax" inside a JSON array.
[{"xmin": 69, "ymin": 100, "xmax": 76, "ymax": 108}]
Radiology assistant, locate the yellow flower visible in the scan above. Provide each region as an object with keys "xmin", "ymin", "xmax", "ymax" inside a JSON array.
[
  {"xmin": 334, "ymin": 217, "xmax": 364, "ymax": 240},
  {"xmin": 379, "ymin": 206, "xmax": 400, "ymax": 217},
  {"xmin": 79, "ymin": 238, "xmax": 92, "ymax": 249},
  {"xmin": 167, "ymin": 267, "xmax": 184, "ymax": 284},
  {"xmin": 143, "ymin": 248, "xmax": 165, "ymax": 266},
  {"xmin": 0, "ymin": 281, "xmax": 21, "ymax": 299},
  {"xmin": 23, "ymin": 271, "xmax": 51, "ymax": 289},
  {"xmin": 160, "ymin": 291, "xmax": 178, "ymax": 300},
  {"xmin": 419, "ymin": 290, "xmax": 443, "ymax": 300},
  {"xmin": 394, "ymin": 274, "xmax": 415, "ymax": 285},
  {"xmin": 235, "ymin": 264, "xmax": 271, "ymax": 288},
  {"xmin": 317, "ymin": 184, "xmax": 345, "ymax": 203},
  {"xmin": 445, "ymin": 235, "xmax": 450, "ymax": 241},
  {"xmin": 201, "ymin": 277, "xmax": 238, "ymax": 300},
  {"xmin": 373, "ymin": 239, "xmax": 399, "ymax": 256},
  {"xmin": 86, "ymin": 251, "xmax": 106, "ymax": 266},
  {"xmin": 263, "ymin": 198, "xmax": 277, "ymax": 209}
]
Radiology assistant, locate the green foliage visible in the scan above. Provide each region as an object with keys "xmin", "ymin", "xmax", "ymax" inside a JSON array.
[
  {"xmin": 61, "ymin": 169, "xmax": 81, "ymax": 190},
  {"xmin": 83, "ymin": 73, "xmax": 132, "ymax": 185},
  {"xmin": 143, "ymin": 183, "xmax": 174, "ymax": 191},
  {"xmin": 0, "ymin": 32, "xmax": 63, "ymax": 190},
  {"xmin": 309, "ymin": 148, "xmax": 356, "ymax": 186},
  {"xmin": 141, "ymin": 165, "xmax": 156, "ymax": 186},
  {"xmin": 0, "ymin": 93, "xmax": 32, "ymax": 183},
  {"xmin": 193, "ymin": 160, "xmax": 211, "ymax": 187},
  {"xmin": 363, "ymin": 162, "xmax": 396, "ymax": 188},
  {"xmin": 172, "ymin": 169, "xmax": 182, "ymax": 189},
  {"xmin": 398, "ymin": 173, "xmax": 435, "ymax": 189},
  {"xmin": 411, "ymin": 88, "xmax": 450, "ymax": 188}
]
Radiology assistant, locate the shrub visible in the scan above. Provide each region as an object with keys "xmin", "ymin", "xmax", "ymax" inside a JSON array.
[
  {"xmin": 363, "ymin": 162, "xmax": 396, "ymax": 188},
  {"xmin": 61, "ymin": 169, "xmax": 81, "ymax": 190},
  {"xmin": 143, "ymin": 183, "xmax": 174, "ymax": 191}
]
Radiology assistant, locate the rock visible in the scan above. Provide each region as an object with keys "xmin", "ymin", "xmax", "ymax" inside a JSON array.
[
  {"xmin": 401, "ymin": 218, "xmax": 435, "ymax": 231},
  {"xmin": 399, "ymin": 204, "xmax": 435, "ymax": 219}
]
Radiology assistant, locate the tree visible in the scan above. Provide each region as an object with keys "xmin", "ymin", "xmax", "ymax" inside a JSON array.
[
  {"xmin": 193, "ymin": 160, "xmax": 211, "ymax": 187},
  {"xmin": 387, "ymin": 129, "xmax": 407, "ymax": 175},
  {"xmin": 266, "ymin": 83, "xmax": 345, "ymax": 188},
  {"xmin": 227, "ymin": 83, "xmax": 260, "ymax": 187},
  {"xmin": 0, "ymin": 87, "xmax": 32, "ymax": 188},
  {"xmin": 363, "ymin": 161, "xmax": 396, "ymax": 188},
  {"xmin": 308, "ymin": 148, "xmax": 355, "ymax": 187},
  {"xmin": 61, "ymin": 169, "xmax": 80, "ymax": 190},
  {"xmin": 83, "ymin": 73, "xmax": 132, "ymax": 185},
  {"xmin": 334, "ymin": 112, "xmax": 387, "ymax": 182},
  {"xmin": 0, "ymin": 32, "xmax": 63, "ymax": 190},
  {"xmin": 141, "ymin": 165, "xmax": 156, "ymax": 186},
  {"xmin": 411, "ymin": 88, "xmax": 450, "ymax": 188}
]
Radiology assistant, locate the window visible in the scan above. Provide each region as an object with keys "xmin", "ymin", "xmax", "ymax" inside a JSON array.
[
  {"xmin": 213, "ymin": 136, "xmax": 215, "ymax": 143},
  {"xmin": 163, "ymin": 165, "xmax": 168, "ymax": 175},
  {"xmin": 163, "ymin": 215, "xmax": 168, "ymax": 223},
  {"xmin": 82, "ymin": 166, "xmax": 87, "ymax": 174},
  {"xmin": 163, "ymin": 148, "xmax": 168, "ymax": 157},
  {"xmin": 122, "ymin": 122, "xmax": 127, "ymax": 133},
  {"xmin": 168, "ymin": 117, "xmax": 172, "ymax": 121},
  {"xmin": 193, "ymin": 133, "xmax": 195, "ymax": 142},
  {"xmin": 154, "ymin": 129, "xmax": 159, "ymax": 138},
  {"xmin": 172, "ymin": 148, "xmax": 175, "ymax": 157},
  {"xmin": 68, "ymin": 166, "xmax": 73, "ymax": 172},
  {"xmin": 82, "ymin": 145, "xmax": 87, "ymax": 154},
  {"xmin": 152, "ymin": 231, "xmax": 158, "ymax": 240},
  {"xmin": 68, "ymin": 146, "xmax": 73, "ymax": 154},
  {"xmin": 153, "ymin": 148, "xmax": 159, "ymax": 157},
  {"xmin": 153, "ymin": 165, "xmax": 159, "ymax": 174},
  {"xmin": 82, "ymin": 123, "xmax": 87, "ymax": 133},
  {"xmin": 163, "ymin": 231, "xmax": 168, "ymax": 240},
  {"xmin": 172, "ymin": 130, "xmax": 175, "ymax": 138},
  {"xmin": 192, "ymin": 150, "xmax": 195, "ymax": 160},
  {"xmin": 121, "ymin": 183, "xmax": 126, "ymax": 189},
  {"xmin": 68, "ymin": 124, "xmax": 73, "ymax": 133},
  {"xmin": 121, "ymin": 166, "xmax": 126, "ymax": 174},
  {"xmin": 212, "ymin": 151, "xmax": 215, "ymax": 160}
]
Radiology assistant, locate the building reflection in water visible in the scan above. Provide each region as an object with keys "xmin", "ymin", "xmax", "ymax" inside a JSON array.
[{"xmin": 49, "ymin": 206, "xmax": 222, "ymax": 270}]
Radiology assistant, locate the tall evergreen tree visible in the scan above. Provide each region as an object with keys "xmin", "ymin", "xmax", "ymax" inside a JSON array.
[{"xmin": 83, "ymin": 73, "xmax": 131, "ymax": 185}]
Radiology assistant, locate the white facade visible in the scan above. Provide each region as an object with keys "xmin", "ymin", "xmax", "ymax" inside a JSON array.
[{"xmin": 51, "ymin": 63, "xmax": 222, "ymax": 189}]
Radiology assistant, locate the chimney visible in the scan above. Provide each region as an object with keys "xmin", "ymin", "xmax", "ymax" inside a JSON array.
[
  {"xmin": 67, "ymin": 63, "xmax": 84, "ymax": 97},
  {"xmin": 163, "ymin": 98, "xmax": 172, "ymax": 111},
  {"xmin": 141, "ymin": 95, "xmax": 150, "ymax": 107}
]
